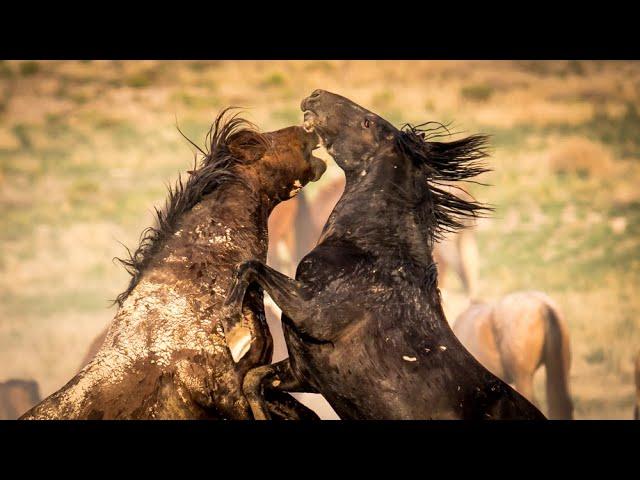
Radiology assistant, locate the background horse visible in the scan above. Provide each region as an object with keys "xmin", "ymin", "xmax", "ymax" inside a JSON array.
[
  {"xmin": 224, "ymin": 89, "xmax": 545, "ymax": 420},
  {"xmin": 453, "ymin": 291, "xmax": 574, "ymax": 419},
  {"xmin": 0, "ymin": 379, "xmax": 41, "ymax": 420},
  {"xmin": 21, "ymin": 109, "xmax": 324, "ymax": 419}
]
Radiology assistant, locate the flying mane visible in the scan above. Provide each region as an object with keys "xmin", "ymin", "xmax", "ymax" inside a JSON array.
[
  {"xmin": 113, "ymin": 108, "xmax": 268, "ymax": 306},
  {"xmin": 394, "ymin": 122, "xmax": 492, "ymax": 243}
]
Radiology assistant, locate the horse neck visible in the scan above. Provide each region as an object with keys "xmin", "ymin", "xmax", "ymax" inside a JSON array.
[
  {"xmin": 322, "ymin": 153, "xmax": 434, "ymax": 268},
  {"xmin": 146, "ymin": 180, "xmax": 270, "ymax": 292}
]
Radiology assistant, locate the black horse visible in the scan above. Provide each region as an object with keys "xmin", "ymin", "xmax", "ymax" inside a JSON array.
[{"xmin": 223, "ymin": 90, "xmax": 545, "ymax": 420}]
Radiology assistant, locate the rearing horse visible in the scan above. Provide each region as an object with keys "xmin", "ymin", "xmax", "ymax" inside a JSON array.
[
  {"xmin": 22, "ymin": 109, "xmax": 325, "ymax": 420},
  {"xmin": 223, "ymin": 90, "xmax": 545, "ymax": 420}
]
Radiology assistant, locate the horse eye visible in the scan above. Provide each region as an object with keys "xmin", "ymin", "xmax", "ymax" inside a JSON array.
[{"xmin": 363, "ymin": 119, "xmax": 370, "ymax": 128}]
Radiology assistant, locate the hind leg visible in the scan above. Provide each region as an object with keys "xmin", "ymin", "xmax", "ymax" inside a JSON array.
[{"xmin": 244, "ymin": 358, "xmax": 318, "ymax": 420}]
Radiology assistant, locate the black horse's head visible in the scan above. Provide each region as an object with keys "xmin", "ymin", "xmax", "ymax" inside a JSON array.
[
  {"xmin": 301, "ymin": 89, "xmax": 398, "ymax": 172},
  {"xmin": 301, "ymin": 89, "xmax": 491, "ymax": 238}
]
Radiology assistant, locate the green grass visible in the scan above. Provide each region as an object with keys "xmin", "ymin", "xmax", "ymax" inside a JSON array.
[
  {"xmin": 271, "ymin": 108, "xmax": 300, "ymax": 125},
  {"xmin": 125, "ymin": 71, "xmax": 153, "ymax": 88},
  {"xmin": 372, "ymin": 90, "xmax": 394, "ymax": 108},
  {"xmin": 172, "ymin": 91, "xmax": 221, "ymax": 109},
  {"xmin": 461, "ymin": 84, "xmax": 494, "ymax": 102},
  {"xmin": 486, "ymin": 103, "xmax": 640, "ymax": 158},
  {"xmin": 261, "ymin": 72, "xmax": 286, "ymax": 88},
  {"xmin": 19, "ymin": 61, "xmax": 40, "ymax": 77},
  {"xmin": 0, "ymin": 60, "xmax": 13, "ymax": 78},
  {"xmin": 0, "ymin": 288, "xmax": 113, "ymax": 317},
  {"xmin": 12, "ymin": 123, "xmax": 33, "ymax": 150}
]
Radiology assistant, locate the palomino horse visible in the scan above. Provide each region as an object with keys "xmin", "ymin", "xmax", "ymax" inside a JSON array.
[
  {"xmin": 223, "ymin": 90, "xmax": 545, "ymax": 419},
  {"xmin": 0, "ymin": 379, "xmax": 41, "ymax": 419},
  {"xmin": 453, "ymin": 291, "xmax": 574, "ymax": 419},
  {"xmin": 21, "ymin": 109, "xmax": 325, "ymax": 420}
]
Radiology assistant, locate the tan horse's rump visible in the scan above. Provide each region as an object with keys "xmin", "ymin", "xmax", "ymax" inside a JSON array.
[
  {"xmin": 0, "ymin": 379, "xmax": 41, "ymax": 419},
  {"xmin": 453, "ymin": 291, "xmax": 574, "ymax": 419}
]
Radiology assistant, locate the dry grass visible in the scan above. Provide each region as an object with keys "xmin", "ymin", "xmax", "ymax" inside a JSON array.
[
  {"xmin": 548, "ymin": 137, "xmax": 615, "ymax": 177},
  {"xmin": 1, "ymin": 60, "xmax": 639, "ymax": 419}
]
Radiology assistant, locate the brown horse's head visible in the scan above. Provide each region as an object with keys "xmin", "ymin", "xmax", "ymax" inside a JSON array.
[
  {"xmin": 114, "ymin": 109, "xmax": 326, "ymax": 307},
  {"xmin": 229, "ymin": 125, "xmax": 326, "ymax": 205}
]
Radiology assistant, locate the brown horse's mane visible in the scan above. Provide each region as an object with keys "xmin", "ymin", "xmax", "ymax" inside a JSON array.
[
  {"xmin": 113, "ymin": 108, "xmax": 268, "ymax": 307},
  {"xmin": 395, "ymin": 122, "xmax": 493, "ymax": 242}
]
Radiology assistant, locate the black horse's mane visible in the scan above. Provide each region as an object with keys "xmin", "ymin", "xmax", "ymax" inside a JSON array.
[
  {"xmin": 395, "ymin": 122, "xmax": 492, "ymax": 242},
  {"xmin": 113, "ymin": 108, "xmax": 267, "ymax": 307}
]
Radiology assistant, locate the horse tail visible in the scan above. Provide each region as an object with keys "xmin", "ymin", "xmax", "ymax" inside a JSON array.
[
  {"xmin": 541, "ymin": 299, "xmax": 574, "ymax": 419},
  {"xmin": 293, "ymin": 191, "xmax": 319, "ymax": 264}
]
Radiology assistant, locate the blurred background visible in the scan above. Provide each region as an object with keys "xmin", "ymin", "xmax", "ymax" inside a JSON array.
[{"xmin": 0, "ymin": 60, "xmax": 638, "ymax": 419}]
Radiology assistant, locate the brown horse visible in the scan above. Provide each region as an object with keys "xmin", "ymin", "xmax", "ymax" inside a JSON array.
[
  {"xmin": 0, "ymin": 379, "xmax": 41, "ymax": 419},
  {"xmin": 635, "ymin": 351, "xmax": 640, "ymax": 420},
  {"xmin": 453, "ymin": 291, "xmax": 574, "ymax": 419},
  {"xmin": 21, "ymin": 109, "xmax": 325, "ymax": 420},
  {"xmin": 76, "ymin": 178, "xmax": 335, "ymax": 416}
]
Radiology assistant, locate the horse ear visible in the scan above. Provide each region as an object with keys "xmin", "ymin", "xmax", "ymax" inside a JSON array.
[{"xmin": 228, "ymin": 131, "xmax": 267, "ymax": 162}]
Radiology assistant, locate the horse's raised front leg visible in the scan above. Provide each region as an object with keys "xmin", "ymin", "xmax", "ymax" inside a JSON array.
[
  {"xmin": 222, "ymin": 260, "xmax": 324, "ymax": 362},
  {"xmin": 245, "ymin": 358, "xmax": 318, "ymax": 420}
]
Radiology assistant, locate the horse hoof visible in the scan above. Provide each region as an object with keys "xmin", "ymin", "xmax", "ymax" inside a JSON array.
[{"xmin": 227, "ymin": 326, "xmax": 253, "ymax": 363}]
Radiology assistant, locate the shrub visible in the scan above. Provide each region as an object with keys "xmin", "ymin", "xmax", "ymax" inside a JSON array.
[{"xmin": 19, "ymin": 61, "xmax": 40, "ymax": 76}]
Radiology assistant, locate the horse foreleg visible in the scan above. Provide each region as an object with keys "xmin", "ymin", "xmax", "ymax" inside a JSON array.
[
  {"xmin": 222, "ymin": 260, "xmax": 323, "ymax": 362},
  {"xmin": 244, "ymin": 358, "xmax": 318, "ymax": 420},
  {"xmin": 456, "ymin": 230, "xmax": 480, "ymax": 300}
]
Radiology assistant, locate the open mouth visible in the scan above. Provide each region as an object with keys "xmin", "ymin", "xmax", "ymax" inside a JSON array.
[
  {"xmin": 303, "ymin": 110, "xmax": 334, "ymax": 150},
  {"xmin": 302, "ymin": 110, "xmax": 318, "ymax": 133}
]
